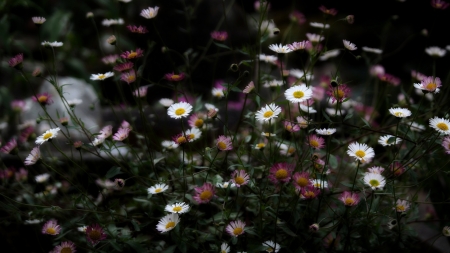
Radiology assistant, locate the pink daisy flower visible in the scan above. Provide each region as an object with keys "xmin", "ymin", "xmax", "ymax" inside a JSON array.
[
  {"xmin": 126, "ymin": 25, "xmax": 149, "ymax": 34},
  {"xmin": 442, "ymin": 136, "xmax": 450, "ymax": 154},
  {"xmin": 112, "ymin": 127, "xmax": 131, "ymax": 141},
  {"xmin": 414, "ymin": 76, "xmax": 441, "ymax": 94},
  {"xmin": 327, "ymin": 84, "xmax": 351, "ymax": 103},
  {"xmin": 211, "ymin": 31, "xmax": 228, "ymax": 41},
  {"xmin": 292, "ymin": 171, "xmax": 312, "ymax": 190},
  {"xmin": 120, "ymin": 48, "xmax": 144, "ymax": 59},
  {"xmin": 431, "ymin": 0, "xmax": 450, "ymax": 9},
  {"xmin": 339, "ymin": 191, "xmax": 360, "ymax": 206},
  {"xmin": 8, "ymin": 53, "xmax": 23, "ymax": 69},
  {"xmin": 288, "ymin": 40, "xmax": 310, "ymax": 51},
  {"xmin": 319, "ymin": 5, "xmax": 338, "ymax": 16},
  {"xmin": 50, "ymin": 241, "xmax": 76, "ymax": 253},
  {"xmin": 42, "ymin": 219, "xmax": 61, "ymax": 235},
  {"xmin": 230, "ymin": 170, "xmax": 250, "ymax": 187},
  {"xmin": 172, "ymin": 133, "xmax": 188, "ymax": 146},
  {"xmin": 164, "ymin": 72, "xmax": 185, "ymax": 82},
  {"xmin": 0, "ymin": 138, "xmax": 17, "ymax": 154},
  {"xmin": 102, "ymin": 54, "xmax": 119, "ymax": 65},
  {"xmin": 113, "ymin": 62, "xmax": 134, "ymax": 72},
  {"xmin": 390, "ymin": 162, "xmax": 405, "ymax": 177},
  {"xmin": 216, "ymin": 135, "xmax": 233, "ymax": 151},
  {"xmin": 85, "ymin": 223, "xmax": 107, "ymax": 246},
  {"xmin": 188, "ymin": 113, "xmax": 206, "ymax": 128},
  {"xmin": 32, "ymin": 92, "xmax": 53, "ymax": 105},
  {"xmin": 226, "ymin": 220, "xmax": 246, "ymax": 237},
  {"xmin": 283, "ymin": 121, "xmax": 300, "ymax": 132},
  {"xmin": 269, "ymin": 163, "xmax": 293, "ymax": 184},
  {"xmin": 120, "ymin": 69, "xmax": 136, "ymax": 84},
  {"xmin": 378, "ymin": 73, "xmax": 400, "ymax": 86},
  {"xmin": 300, "ymin": 185, "xmax": 321, "ymax": 199},
  {"xmin": 307, "ymin": 134, "xmax": 325, "ymax": 149},
  {"xmin": 24, "ymin": 146, "xmax": 40, "ymax": 165},
  {"xmin": 289, "ymin": 10, "xmax": 306, "ymax": 25},
  {"xmin": 193, "ymin": 182, "xmax": 216, "ymax": 204}
]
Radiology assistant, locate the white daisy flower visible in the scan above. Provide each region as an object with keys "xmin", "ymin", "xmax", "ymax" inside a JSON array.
[
  {"xmin": 24, "ymin": 146, "xmax": 40, "ymax": 165},
  {"xmin": 429, "ymin": 117, "xmax": 450, "ymax": 135},
  {"xmin": 378, "ymin": 135, "xmax": 402, "ymax": 146},
  {"xmin": 263, "ymin": 80, "xmax": 283, "ymax": 88},
  {"xmin": 220, "ymin": 242, "xmax": 230, "ymax": 253},
  {"xmin": 310, "ymin": 22, "xmax": 330, "ymax": 29},
  {"xmin": 306, "ymin": 33, "xmax": 324, "ymax": 43},
  {"xmin": 205, "ymin": 103, "xmax": 219, "ymax": 112},
  {"xmin": 347, "ymin": 142, "xmax": 375, "ymax": 162},
  {"xmin": 161, "ymin": 140, "xmax": 179, "ymax": 150},
  {"xmin": 140, "ymin": 6, "xmax": 159, "ymax": 19},
  {"xmin": 343, "ymin": 40, "xmax": 357, "ymax": 51},
  {"xmin": 284, "ymin": 84, "xmax": 313, "ymax": 103},
  {"xmin": 255, "ymin": 103, "xmax": 282, "ymax": 122},
  {"xmin": 167, "ymin": 102, "xmax": 193, "ymax": 119},
  {"xmin": 35, "ymin": 127, "xmax": 60, "ymax": 145},
  {"xmin": 185, "ymin": 128, "xmax": 202, "ymax": 142},
  {"xmin": 289, "ymin": 69, "xmax": 314, "ymax": 80},
  {"xmin": 67, "ymin": 98, "xmax": 82, "ymax": 107},
  {"xmin": 148, "ymin": 183, "xmax": 169, "ymax": 194},
  {"xmin": 425, "ymin": 46, "xmax": 446, "ymax": 57},
  {"xmin": 315, "ymin": 128, "xmax": 336, "ymax": 135},
  {"xmin": 101, "ymin": 18, "xmax": 124, "ymax": 26},
  {"xmin": 279, "ymin": 142, "xmax": 296, "ymax": 156},
  {"xmin": 311, "ymin": 179, "xmax": 328, "ymax": 189},
  {"xmin": 363, "ymin": 172, "xmax": 386, "ymax": 190},
  {"xmin": 263, "ymin": 240, "xmax": 281, "ymax": 253},
  {"xmin": 299, "ymin": 104, "xmax": 317, "ymax": 114},
  {"xmin": 90, "ymin": 72, "xmax": 114, "ymax": 81},
  {"xmin": 41, "ymin": 41, "xmax": 63, "ymax": 47},
  {"xmin": 32, "ymin": 17, "xmax": 46, "ymax": 24},
  {"xmin": 156, "ymin": 213, "xmax": 180, "ymax": 233},
  {"xmin": 35, "ymin": 173, "xmax": 50, "ymax": 183},
  {"xmin": 394, "ymin": 199, "xmax": 410, "ymax": 213},
  {"xmin": 389, "ymin": 107, "xmax": 411, "ymax": 118},
  {"xmin": 212, "ymin": 87, "xmax": 224, "ymax": 98},
  {"xmin": 259, "ymin": 54, "xmax": 278, "ymax": 64},
  {"xmin": 91, "ymin": 137, "xmax": 105, "ymax": 147},
  {"xmin": 216, "ymin": 182, "xmax": 236, "ymax": 188},
  {"xmin": 362, "ymin": 46, "xmax": 383, "ymax": 54},
  {"xmin": 319, "ymin": 49, "xmax": 340, "ymax": 61},
  {"xmin": 164, "ymin": 202, "xmax": 190, "ymax": 214},
  {"xmin": 268, "ymin": 44, "xmax": 293, "ymax": 53},
  {"xmin": 159, "ymin": 98, "xmax": 174, "ymax": 107}
]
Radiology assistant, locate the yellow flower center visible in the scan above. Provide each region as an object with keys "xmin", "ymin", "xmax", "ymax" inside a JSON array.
[
  {"xmin": 61, "ymin": 247, "xmax": 73, "ymax": 253},
  {"xmin": 275, "ymin": 169, "xmax": 288, "ymax": 180},
  {"xmin": 263, "ymin": 111, "xmax": 273, "ymax": 118},
  {"xmin": 344, "ymin": 198, "xmax": 355, "ymax": 206},
  {"xmin": 165, "ymin": 221, "xmax": 175, "ymax": 229},
  {"xmin": 155, "ymin": 188, "xmax": 162, "ymax": 193},
  {"xmin": 266, "ymin": 248, "xmax": 274, "ymax": 253},
  {"xmin": 310, "ymin": 139, "xmax": 319, "ymax": 148},
  {"xmin": 128, "ymin": 51, "xmax": 137, "ymax": 58},
  {"xmin": 369, "ymin": 179, "xmax": 380, "ymax": 187},
  {"xmin": 171, "ymin": 74, "xmax": 180, "ymax": 80},
  {"xmin": 256, "ymin": 143, "xmax": 265, "ymax": 149},
  {"xmin": 394, "ymin": 112, "xmax": 403, "ymax": 117},
  {"xmin": 303, "ymin": 191, "xmax": 316, "ymax": 198},
  {"xmin": 426, "ymin": 82, "xmax": 437, "ymax": 91},
  {"xmin": 199, "ymin": 190, "xmax": 212, "ymax": 200},
  {"xmin": 355, "ymin": 150, "xmax": 365, "ymax": 158},
  {"xmin": 296, "ymin": 177, "xmax": 308, "ymax": 187},
  {"xmin": 234, "ymin": 176, "xmax": 245, "ymax": 185},
  {"xmin": 194, "ymin": 119, "xmax": 204, "ymax": 128},
  {"xmin": 98, "ymin": 74, "xmax": 106, "ymax": 79},
  {"xmin": 88, "ymin": 230, "xmax": 101, "ymax": 240},
  {"xmin": 286, "ymin": 125, "xmax": 292, "ymax": 131},
  {"xmin": 46, "ymin": 227, "xmax": 56, "ymax": 235},
  {"xmin": 175, "ymin": 108, "xmax": 186, "ymax": 116},
  {"xmin": 233, "ymin": 227, "xmax": 243, "ymax": 235},
  {"xmin": 176, "ymin": 136, "xmax": 186, "ymax": 144},
  {"xmin": 437, "ymin": 122, "xmax": 449, "ymax": 131},
  {"xmin": 173, "ymin": 206, "xmax": 182, "ymax": 212},
  {"xmin": 287, "ymin": 147, "xmax": 295, "ymax": 154},
  {"xmin": 187, "ymin": 134, "xmax": 195, "ymax": 140},
  {"xmin": 336, "ymin": 89, "xmax": 345, "ymax": 99},
  {"xmin": 127, "ymin": 75, "xmax": 135, "ymax": 82},
  {"xmin": 218, "ymin": 141, "xmax": 227, "ymax": 150},
  {"xmin": 38, "ymin": 96, "xmax": 48, "ymax": 103},
  {"xmin": 293, "ymin": 91, "xmax": 304, "ymax": 99},
  {"xmin": 43, "ymin": 132, "xmax": 53, "ymax": 140},
  {"xmin": 396, "ymin": 205, "xmax": 405, "ymax": 212}
]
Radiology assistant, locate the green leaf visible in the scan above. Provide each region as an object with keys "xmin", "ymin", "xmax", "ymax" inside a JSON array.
[
  {"xmin": 344, "ymin": 113, "xmax": 353, "ymax": 121},
  {"xmin": 360, "ymin": 116, "xmax": 371, "ymax": 128},
  {"xmin": 322, "ymin": 110, "xmax": 333, "ymax": 123},
  {"xmin": 162, "ymin": 245, "xmax": 177, "ymax": 253},
  {"xmin": 153, "ymin": 156, "xmax": 165, "ymax": 165},
  {"xmin": 131, "ymin": 219, "xmax": 141, "ymax": 232},
  {"xmin": 278, "ymin": 223, "xmax": 298, "ymax": 237},
  {"xmin": 329, "ymin": 154, "xmax": 338, "ymax": 169},
  {"xmin": 105, "ymin": 166, "xmax": 122, "ymax": 179},
  {"xmin": 125, "ymin": 240, "xmax": 148, "ymax": 253},
  {"xmin": 213, "ymin": 42, "xmax": 231, "ymax": 50}
]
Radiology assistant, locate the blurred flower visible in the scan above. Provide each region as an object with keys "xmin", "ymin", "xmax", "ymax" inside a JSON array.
[
  {"xmin": 15, "ymin": 168, "xmax": 28, "ymax": 181},
  {"xmin": 32, "ymin": 17, "xmax": 46, "ymax": 24},
  {"xmin": 33, "ymin": 92, "xmax": 53, "ymax": 105},
  {"xmin": 288, "ymin": 41, "xmax": 310, "ymax": 51},
  {"xmin": 133, "ymin": 86, "xmax": 149, "ymax": 98},
  {"xmin": 112, "ymin": 127, "xmax": 131, "ymax": 141},
  {"xmin": 67, "ymin": 98, "xmax": 82, "ymax": 107},
  {"xmin": 307, "ymin": 134, "xmax": 325, "ymax": 149},
  {"xmin": 255, "ymin": 103, "xmax": 281, "ymax": 122},
  {"xmin": 226, "ymin": 220, "xmax": 246, "ymax": 237},
  {"xmin": 362, "ymin": 46, "xmax": 383, "ymax": 54},
  {"xmin": 216, "ymin": 135, "xmax": 233, "ymax": 151},
  {"xmin": 368, "ymin": 166, "xmax": 384, "ymax": 174},
  {"xmin": 165, "ymin": 202, "xmax": 190, "ymax": 214},
  {"xmin": 159, "ymin": 98, "xmax": 174, "ymax": 107},
  {"xmin": 319, "ymin": 49, "xmax": 340, "ymax": 61},
  {"xmin": 319, "ymin": 5, "xmax": 338, "ymax": 16},
  {"xmin": 216, "ymin": 181, "xmax": 236, "ymax": 188},
  {"xmin": 395, "ymin": 199, "xmax": 410, "ymax": 212},
  {"xmin": 121, "ymin": 48, "xmax": 144, "ymax": 60},
  {"xmin": 243, "ymin": 81, "xmax": 255, "ymax": 94},
  {"xmin": 106, "ymin": 35, "xmax": 116, "ymax": 45},
  {"xmin": 279, "ymin": 142, "xmax": 296, "ymax": 156},
  {"xmin": 59, "ymin": 117, "xmax": 69, "ymax": 126},
  {"xmin": 310, "ymin": 22, "xmax": 330, "ymax": 29},
  {"xmin": 425, "ymin": 46, "xmax": 446, "ymax": 57},
  {"xmin": 285, "ymin": 84, "xmax": 313, "ymax": 103},
  {"xmin": 35, "ymin": 127, "xmax": 60, "ymax": 145},
  {"xmin": 283, "ymin": 121, "xmax": 300, "ymax": 132},
  {"xmin": 101, "ymin": 18, "xmax": 124, "ymax": 26},
  {"xmin": 161, "ymin": 140, "xmax": 179, "ymax": 150},
  {"xmin": 269, "ymin": 163, "xmax": 293, "ymax": 184},
  {"xmin": 193, "ymin": 182, "xmax": 216, "ymax": 204},
  {"xmin": 120, "ymin": 69, "xmax": 136, "ymax": 84},
  {"xmin": 42, "ymin": 219, "xmax": 61, "ymax": 235},
  {"xmin": 167, "ymin": 102, "xmax": 193, "ymax": 119},
  {"xmin": 378, "ymin": 73, "xmax": 400, "ymax": 86},
  {"xmin": 90, "ymin": 72, "xmax": 114, "ymax": 81},
  {"xmin": 50, "ymin": 241, "xmax": 76, "ymax": 253},
  {"xmin": 148, "ymin": 183, "xmax": 169, "ymax": 194},
  {"xmin": 346, "ymin": 15, "xmax": 355, "ymax": 24},
  {"xmin": 389, "ymin": 107, "xmax": 411, "ymax": 118},
  {"xmin": 269, "ymin": 44, "xmax": 293, "ymax": 53},
  {"xmin": 102, "ymin": 54, "xmax": 119, "ymax": 65},
  {"xmin": 164, "ymin": 72, "xmax": 185, "ymax": 81},
  {"xmin": 212, "ymin": 87, "xmax": 224, "ymax": 98},
  {"xmin": 315, "ymin": 128, "xmax": 336, "ymax": 135},
  {"xmin": 363, "ymin": 172, "xmax": 386, "ymax": 190},
  {"xmin": 289, "ymin": 10, "xmax": 306, "ymax": 25},
  {"xmin": 127, "ymin": 25, "xmax": 148, "ymax": 34},
  {"xmin": 340, "ymin": 191, "xmax": 360, "ymax": 206},
  {"xmin": 442, "ymin": 136, "xmax": 450, "ymax": 154},
  {"xmin": 185, "ymin": 128, "xmax": 202, "ymax": 142},
  {"xmin": 263, "ymin": 241, "xmax": 280, "ymax": 253},
  {"xmin": 311, "ymin": 179, "xmax": 328, "ymax": 189},
  {"xmin": 343, "ymin": 40, "xmax": 357, "ymax": 51},
  {"xmin": 327, "ymin": 83, "xmax": 351, "ymax": 103},
  {"xmin": 24, "ymin": 146, "xmax": 40, "ymax": 165},
  {"xmin": 41, "ymin": 41, "xmax": 63, "ymax": 47},
  {"xmin": 231, "ymin": 170, "xmax": 249, "ymax": 187},
  {"xmin": 188, "ymin": 113, "xmax": 205, "ymax": 128},
  {"xmin": 140, "ymin": 6, "xmax": 159, "ymax": 19},
  {"xmin": 211, "ymin": 31, "xmax": 228, "ymax": 41},
  {"xmin": 259, "ymin": 54, "xmax": 278, "ymax": 64},
  {"xmin": 8, "ymin": 53, "xmax": 23, "ymax": 69},
  {"xmin": 306, "ymin": 33, "xmax": 324, "ymax": 43},
  {"xmin": 429, "ymin": 117, "xmax": 450, "ymax": 135},
  {"xmin": 443, "ymin": 226, "xmax": 450, "ymax": 236},
  {"xmin": 220, "ymin": 242, "xmax": 230, "ymax": 253},
  {"xmin": 431, "ymin": 0, "xmax": 449, "ymax": 9},
  {"xmin": 86, "ymin": 224, "xmax": 107, "ymax": 245},
  {"xmin": 414, "ymin": 76, "xmax": 441, "ymax": 93},
  {"xmin": 0, "ymin": 139, "xmax": 17, "ymax": 154}
]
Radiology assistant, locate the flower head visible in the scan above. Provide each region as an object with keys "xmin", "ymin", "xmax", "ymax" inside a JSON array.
[
  {"xmin": 86, "ymin": 224, "xmax": 107, "ymax": 246},
  {"xmin": 50, "ymin": 241, "xmax": 76, "ymax": 253},
  {"xmin": 327, "ymin": 83, "xmax": 351, "ymax": 103},
  {"xmin": 269, "ymin": 44, "xmax": 293, "ymax": 53},
  {"xmin": 32, "ymin": 17, "xmax": 46, "ymax": 24},
  {"xmin": 114, "ymin": 62, "xmax": 134, "ymax": 72},
  {"xmin": 443, "ymin": 226, "xmax": 450, "ymax": 236},
  {"xmin": 431, "ymin": 0, "xmax": 450, "ymax": 9},
  {"xmin": 41, "ymin": 41, "xmax": 63, "ymax": 47},
  {"xmin": 442, "ymin": 136, "xmax": 450, "ymax": 154},
  {"xmin": 283, "ymin": 121, "xmax": 300, "ymax": 132},
  {"xmin": 347, "ymin": 142, "xmax": 375, "ymax": 162},
  {"xmin": 255, "ymin": 103, "xmax": 281, "ymax": 122},
  {"xmin": 211, "ymin": 31, "xmax": 228, "ymax": 41},
  {"xmin": 102, "ymin": 54, "xmax": 119, "ymax": 65},
  {"xmin": 307, "ymin": 134, "xmax": 325, "ymax": 149},
  {"xmin": 33, "ymin": 92, "xmax": 53, "ymax": 105},
  {"xmin": 0, "ymin": 139, "xmax": 17, "ymax": 154},
  {"xmin": 226, "ymin": 220, "xmax": 246, "ymax": 237},
  {"xmin": 310, "ymin": 22, "xmax": 330, "ymax": 29},
  {"xmin": 425, "ymin": 46, "xmax": 446, "ymax": 57},
  {"xmin": 362, "ymin": 46, "xmax": 383, "ymax": 54},
  {"xmin": 165, "ymin": 202, "xmax": 190, "ymax": 214},
  {"xmin": 216, "ymin": 135, "xmax": 233, "ymax": 151},
  {"xmin": 288, "ymin": 41, "xmax": 310, "ymax": 51},
  {"xmin": 263, "ymin": 240, "xmax": 281, "ymax": 253},
  {"xmin": 112, "ymin": 127, "xmax": 131, "ymax": 141},
  {"xmin": 133, "ymin": 86, "xmax": 149, "ymax": 98},
  {"xmin": 164, "ymin": 72, "xmax": 186, "ymax": 82},
  {"xmin": 8, "ymin": 53, "xmax": 23, "ymax": 69},
  {"xmin": 148, "ymin": 183, "xmax": 169, "ymax": 194},
  {"xmin": 306, "ymin": 33, "xmax": 324, "ymax": 43},
  {"xmin": 42, "ymin": 219, "xmax": 61, "ymax": 235},
  {"xmin": 269, "ymin": 163, "xmax": 293, "ymax": 184},
  {"xmin": 315, "ymin": 128, "xmax": 336, "ymax": 135},
  {"xmin": 363, "ymin": 172, "xmax": 386, "ymax": 190},
  {"xmin": 101, "ymin": 18, "xmax": 124, "ymax": 26},
  {"xmin": 389, "ymin": 107, "xmax": 411, "ymax": 118},
  {"xmin": 231, "ymin": 170, "xmax": 249, "ymax": 187},
  {"xmin": 140, "ymin": 6, "xmax": 159, "ymax": 19},
  {"xmin": 126, "ymin": 25, "xmax": 148, "ymax": 34},
  {"xmin": 90, "ymin": 72, "xmax": 114, "ymax": 81},
  {"xmin": 378, "ymin": 135, "xmax": 402, "ymax": 146},
  {"xmin": 319, "ymin": 49, "xmax": 340, "ymax": 61},
  {"xmin": 414, "ymin": 76, "xmax": 442, "ymax": 93},
  {"xmin": 319, "ymin": 5, "xmax": 338, "ymax": 16},
  {"xmin": 193, "ymin": 182, "xmax": 216, "ymax": 204},
  {"xmin": 24, "ymin": 146, "xmax": 40, "ymax": 165},
  {"xmin": 284, "ymin": 84, "xmax": 313, "ymax": 103},
  {"xmin": 343, "ymin": 40, "xmax": 357, "ymax": 51},
  {"xmin": 292, "ymin": 172, "xmax": 311, "ymax": 190},
  {"xmin": 220, "ymin": 242, "xmax": 230, "ymax": 253},
  {"xmin": 35, "ymin": 127, "xmax": 60, "ymax": 145},
  {"xmin": 368, "ymin": 166, "xmax": 385, "ymax": 174},
  {"xmin": 395, "ymin": 199, "xmax": 410, "ymax": 212},
  {"xmin": 429, "ymin": 117, "xmax": 450, "ymax": 135},
  {"xmin": 243, "ymin": 81, "xmax": 255, "ymax": 94},
  {"xmin": 120, "ymin": 48, "xmax": 144, "ymax": 59},
  {"xmin": 340, "ymin": 191, "xmax": 360, "ymax": 206},
  {"xmin": 167, "ymin": 102, "xmax": 193, "ymax": 119},
  {"xmin": 120, "ymin": 69, "xmax": 136, "ymax": 84}
]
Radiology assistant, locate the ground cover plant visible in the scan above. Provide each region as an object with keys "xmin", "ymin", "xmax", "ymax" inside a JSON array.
[{"xmin": 2, "ymin": 0, "xmax": 450, "ymax": 252}]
